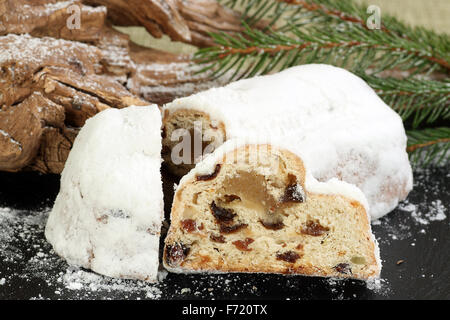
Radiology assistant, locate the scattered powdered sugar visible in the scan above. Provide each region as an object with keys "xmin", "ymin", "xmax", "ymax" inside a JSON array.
[
  {"xmin": 59, "ymin": 267, "xmax": 162, "ymax": 299},
  {"xmin": 373, "ymin": 166, "xmax": 448, "ymax": 244},
  {"xmin": 0, "ymin": 206, "xmax": 50, "ymax": 263},
  {"xmin": 398, "ymin": 200, "xmax": 447, "ymax": 225},
  {"xmin": 0, "ymin": 206, "xmax": 162, "ymax": 299},
  {"xmin": 325, "ymin": 277, "xmax": 390, "ymax": 298},
  {"xmin": 365, "ymin": 278, "xmax": 390, "ymax": 294}
]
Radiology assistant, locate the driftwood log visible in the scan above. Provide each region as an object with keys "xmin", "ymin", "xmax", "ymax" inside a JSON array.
[
  {"xmin": 83, "ymin": 0, "xmax": 246, "ymax": 47},
  {"xmin": 0, "ymin": 34, "xmax": 146, "ymax": 173},
  {"xmin": 0, "ymin": 0, "xmax": 238, "ymax": 174}
]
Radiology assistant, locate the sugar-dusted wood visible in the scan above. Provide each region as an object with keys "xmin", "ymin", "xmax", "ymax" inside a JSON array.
[
  {"xmin": 0, "ymin": 0, "xmax": 106, "ymax": 42},
  {"xmin": 83, "ymin": 0, "xmax": 247, "ymax": 47},
  {"xmin": 0, "ymin": 34, "xmax": 146, "ymax": 173},
  {"xmin": 0, "ymin": 0, "xmax": 241, "ymax": 174}
]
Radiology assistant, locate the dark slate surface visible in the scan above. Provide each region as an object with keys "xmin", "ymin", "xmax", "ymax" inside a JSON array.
[{"xmin": 0, "ymin": 165, "xmax": 448, "ymax": 300}]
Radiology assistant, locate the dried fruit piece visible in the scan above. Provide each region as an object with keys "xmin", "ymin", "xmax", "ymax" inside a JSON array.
[
  {"xmin": 165, "ymin": 243, "xmax": 190, "ymax": 267},
  {"xmin": 276, "ymin": 251, "xmax": 301, "ymax": 263},
  {"xmin": 232, "ymin": 238, "xmax": 254, "ymax": 251},
  {"xmin": 301, "ymin": 220, "xmax": 330, "ymax": 236},
  {"xmin": 281, "ymin": 177, "xmax": 305, "ymax": 203},
  {"xmin": 351, "ymin": 256, "xmax": 366, "ymax": 265},
  {"xmin": 259, "ymin": 219, "xmax": 284, "ymax": 230},
  {"xmin": 219, "ymin": 223, "xmax": 248, "ymax": 234},
  {"xmin": 181, "ymin": 219, "xmax": 198, "ymax": 233},
  {"xmin": 210, "ymin": 201, "xmax": 236, "ymax": 222},
  {"xmin": 196, "ymin": 164, "xmax": 221, "ymax": 181},
  {"xmin": 334, "ymin": 263, "xmax": 352, "ymax": 275},
  {"xmin": 210, "ymin": 234, "xmax": 226, "ymax": 243}
]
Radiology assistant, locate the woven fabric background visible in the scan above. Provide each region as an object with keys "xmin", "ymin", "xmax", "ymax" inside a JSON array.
[
  {"xmin": 116, "ymin": 0, "xmax": 449, "ymax": 54},
  {"xmin": 366, "ymin": 0, "xmax": 449, "ymax": 33}
]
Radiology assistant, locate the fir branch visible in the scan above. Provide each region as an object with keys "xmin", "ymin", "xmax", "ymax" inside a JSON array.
[
  {"xmin": 196, "ymin": 24, "xmax": 448, "ymax": 80},
  {"xmin": 360, "ymin": 75, "xmax": 450, "ymax": 128},
  {"xmin": 281, "ymin": 0, "xmax": 385, "ymax": 31},
  {"xmin": 407, "ymin": 127, "xmax": 450, "ymax": 166},
  {"xmin": 215, "ymin": 0, "xmax": 450, "ymax": 73}
]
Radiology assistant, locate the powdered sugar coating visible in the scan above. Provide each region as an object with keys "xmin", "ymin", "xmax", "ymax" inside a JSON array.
[
  {"xmin": 0, "ymin": 34, "xmax": 102, "ymax": 72},
  {"xmin": 164, "ymin": 64, "xmax": 413, "ymax": 220},
  {"xmin": 45, "ymin": 106, "xmax": 163, "ymax": 281}
]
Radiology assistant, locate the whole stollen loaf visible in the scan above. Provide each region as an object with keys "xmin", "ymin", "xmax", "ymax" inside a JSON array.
[
  {"xmin": 45, "ymin": 106, "xmax": 164, "ymax": 281},
  {"xmin": 162, "ymin": 64, "xmax": 413, "ymax": 220}
]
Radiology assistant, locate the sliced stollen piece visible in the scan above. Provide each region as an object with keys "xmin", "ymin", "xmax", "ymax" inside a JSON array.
[
  {"xmin": 162, "ymin": 64, "xmax": 413, "ymax": 220},
  {"xmin": 163, "ymin": 141, "xmax": 381, "ymax": 280},
  {"xmin": 45, "ymin": 106, "xmax": 164, "ymax": 281}
]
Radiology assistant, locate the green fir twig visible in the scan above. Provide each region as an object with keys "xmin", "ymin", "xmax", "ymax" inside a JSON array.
[
  {"xmin": 195, "ymin": 0, "xmax": 450, "ymax": 166},
  {"xmin": 407, "ymin": 128, "xmax": 450, "ymax": 166}
]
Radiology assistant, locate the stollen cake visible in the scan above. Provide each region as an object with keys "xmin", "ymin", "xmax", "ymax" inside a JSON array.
[
  {"xmin": 45, "ymin": 106, "xmax": 164, "ymax": 281},
  {"xmin": 162, "ymin": 64, "xmax": 413, "ymax": 220},
  {"xmin": 163, "ymin": 141, "xmax": 381, "ymax": 280}
]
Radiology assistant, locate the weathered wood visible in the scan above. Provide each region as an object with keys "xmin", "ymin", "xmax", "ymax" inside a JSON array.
[
  {"xmin": 0, "ymin": 0, "xmax": 239, "ymax": 174},
  {"xmin": 85, "ymin": 0, "xmax": 191, "ymax": 43},
  {"xmin": 127, "ymin": 43, "xmax": 229, "ymax": 105},
  {"xmin": 84, "ymin": 0, "xmax": 246, "ymax": 47},
  {"xmin": 0, "ymin": 34, "xmax": 146, "ymax": 173},
  {"xmin": 0, "ymin": 92, "xmax": 67, "ymax": 172},
  {"xmin": 0, "ymin": 0, "xmax": 106, "ymax": 42}
]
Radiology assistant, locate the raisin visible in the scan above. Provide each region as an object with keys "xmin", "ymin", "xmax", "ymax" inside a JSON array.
[
  {"xmin": 301, "ymin": 220, "xmax": 329, "ymax": 236},
  {"xmin": 281, "ymin": 183, "xmax": 305, "ymax": 203},
  {"xmin": 210, "ymin": 234, "xmax": 226, "ymax": 243},
  {"xmin": 220, "ymin": 223, "xmax": 248, "ymax": 234},
  {"xmin": 181, "ymin": 219, "xmax": 197, "ymax": 233},
  {"xmin": 334, "ymin": 263, "xmax": 352, "ymax": 275},
  {"xmin": 276, "ymin": 251, "xmax": 301, "ymax": 263},
  {"xmin": 165, "ymin": 243, "xmax": 190, "ymax": 267},
  {"xmin": 232, "ymin": 238, "xmax": 254, "ymax": 251},
  {"xmin": 210, "ymin": 201, "xmax": 236, "ymax": 222},
  {"xmin": 259, "ymin": 219, "xmax": 284, "ymax": 230},
  {"xmin": 196, "ymin": 164, "xmax": 221, "ymax": 181},
  {"xmin": 223, "ymin": 194, "xmax": 241, "ymax": 203}
]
